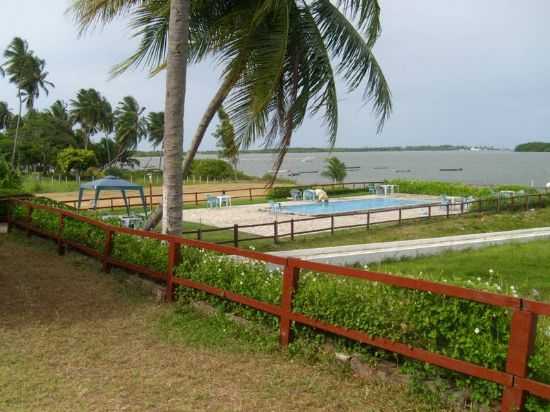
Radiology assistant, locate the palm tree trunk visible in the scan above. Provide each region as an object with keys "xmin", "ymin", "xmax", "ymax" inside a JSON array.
[
  {"xmin": 144, "ymin": 73, "xmax": 237, "ymax": 231},
  {"xmin": 11, "ymin": 91, "xmax": 22, "ymax": 167},
  {"xmin": 161, "ymin": 0, "xmax": 190, "ymax": 235}
]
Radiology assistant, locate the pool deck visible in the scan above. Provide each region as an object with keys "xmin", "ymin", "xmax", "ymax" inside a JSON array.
[{"xmin": 183, "ymin": 194, "xmax": 450, "ymax": 238}]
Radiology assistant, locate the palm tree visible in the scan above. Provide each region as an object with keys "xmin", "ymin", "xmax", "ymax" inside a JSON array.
[
  {"xmin": 105, "ymin": 0, "xmax": 390, "ymax": 229},
  {"xmin": 69, "ymin": 88, "xmax": 113, "ymax": 150},
  {"xmin": 321, "ymin": 156, "xmax": 347, "ymax": 183},
  {"xmin": 70, "ymin": 0, "xmax": 190, "ymax": 235},
  {"xmin": 146, "ymin": 111, "xmax": 164, "ymax": 168},
  {"xmin": 0, "ymin": 101, "xmax": 13, "ymax": 131},
  {"xmin": 2, "ymin": 37, "xmax": 54, "ymax": 165},
  {"xmin": 214, "ymin": 106, "xmax": 239, "ymax": 179},
  {"xmin": 20, "ymin": 56, "xmax": 54, "ymax": 111},
  {"xmin": 114, "ymin": 96, "xmax": 147, "ymax": 154}
]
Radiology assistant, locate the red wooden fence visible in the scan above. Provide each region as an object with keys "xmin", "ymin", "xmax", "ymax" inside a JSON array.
[{"xmin": 2, "ymin": 198, "xmax": 550, "ymax": 412}]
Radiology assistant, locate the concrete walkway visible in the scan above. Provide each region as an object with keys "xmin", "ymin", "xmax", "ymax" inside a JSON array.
[{"xmin": 270, "ymin": 227, "xmax": 550, "ymax": 265}]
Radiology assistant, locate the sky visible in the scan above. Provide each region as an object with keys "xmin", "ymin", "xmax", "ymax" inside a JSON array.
[{"xmin": 1, "ymin": 1, "xmax": 549, "ymax": 151}]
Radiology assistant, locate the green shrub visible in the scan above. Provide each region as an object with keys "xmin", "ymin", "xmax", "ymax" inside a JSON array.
[
  {"xmin": 0, "ymin": 157, "xmax": 22, "ymax": 190},
  {"xmin": 189, "ymin": 159, "xmax": 249, "ymax": 180},
  {"xmin": 111, "ymin": 233, "xmax": 168, "ymax": 273},
  {"xmin": 172, "ymin": 251, "xmax": 550, "ymax": 410},
  {"xmin": 388, "ymin": 179, "xmax": 537, "ymax": 198}
]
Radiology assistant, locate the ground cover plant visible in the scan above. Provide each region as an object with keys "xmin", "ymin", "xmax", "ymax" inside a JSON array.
[{"xmin": 4, "ymin": 196, "xmax": 550, "ymax": 410}]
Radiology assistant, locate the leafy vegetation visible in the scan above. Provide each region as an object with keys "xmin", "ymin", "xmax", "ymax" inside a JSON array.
[
  {"xmin": 0, "ymin": 156, "xmax": 21, "ymax": 190},
  {"xmin": 515, "ymin": 142, "xmax": 550, "ymax": 152},
  {"xmin": 321, "ymin": 156, "xmax": 347, "ymax": 183},
  {"xmin": 189, "ymin": 159, "xmax": 249, "ymax": 180},
  {"xmin": 8, "ymin": 196, "xmax": 550, "ymax": 409},
  {"xmin": 387, "ymin": 179, "xmax": 537, "ymax": 198}
]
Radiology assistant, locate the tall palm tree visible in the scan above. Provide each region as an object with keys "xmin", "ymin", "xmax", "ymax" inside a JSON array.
[
  {"xmin": 0, "ymin": 101, "xmax": 13, "ymax": 131},
  {"xmin": 121, "ymin": 0, "xmax": 391, "ymax": 229},
  {"xmin": 69, "ymin": 88, "xmax": 113, "ymax": 150},
  {"xmin": 146, "ymin": 111, "xmax": 164, "ymax": 168},
  {"xmin": 2, "ymin": 37, "xmax": 54, "ymax": 165},
  {"xmin": 20, "ymin": 56, "xmax": 54, "ymax": 111},
  {"xmin": 114, "ymin": 96, "xmax": 147, "ymax": 153},
  {"xmin": 70, "ymin": 0, "xmax": 190, "ymax": 235}
]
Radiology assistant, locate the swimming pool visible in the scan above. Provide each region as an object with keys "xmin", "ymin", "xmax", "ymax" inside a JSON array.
[{"xmin": 279, "ymin": 198, "xmax": 430, "ymax": 216}]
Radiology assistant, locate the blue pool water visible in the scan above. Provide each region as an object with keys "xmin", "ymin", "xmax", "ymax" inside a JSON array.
[{"xmin": 279, "ymin": 198, "xmax": 429, "ymax": 216}]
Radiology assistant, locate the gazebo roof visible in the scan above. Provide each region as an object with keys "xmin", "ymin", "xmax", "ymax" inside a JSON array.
[{"xmin": 80, "ymin": 176, "xmax": 143, "ymax": 191}]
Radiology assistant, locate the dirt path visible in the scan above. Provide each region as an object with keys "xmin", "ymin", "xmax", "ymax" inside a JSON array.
[{"xmin": 0, "ymin": 233, "xmax": 449, "ymax": 411}]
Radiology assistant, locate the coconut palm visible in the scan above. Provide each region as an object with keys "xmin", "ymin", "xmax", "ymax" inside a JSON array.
[
  {"xmin": 146, "ymin": 111, "xmax": 164, "ymax": 168},
  {"xmin": 321, "ymin": 156, "xmax": 347, "ymax": 183},
  {"xmin": 69, "ymin": 88, "xmax": 113, "ymax": 150},
  {"xmin": 20, "ymin": 56, "xmax": 54, "ymax": 111},
  {"xmin": 70, "ymin": 0, "xmax": 190, "ymax": 235},
  {"xmin": 114, "ymin": 96, "xmax": 147, "ymax": 153},
  {"xmin": 214, "ymin": 106, "xmax": 239, "ymax": 178},
  {"xmin": 2, "ymin": 37, "xmax": 54, "ymax": 165},
  {"xmin": 0, "ymin": 101, "xmax": 13, "ymax": 131}
]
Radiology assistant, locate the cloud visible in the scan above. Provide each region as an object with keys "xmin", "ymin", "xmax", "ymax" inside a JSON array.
[{"xmin": 1, "ymin": 0, "xmax": 549, "ymax": 151}]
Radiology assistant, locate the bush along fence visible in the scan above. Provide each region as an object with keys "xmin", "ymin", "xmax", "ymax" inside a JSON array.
[
  {"xmin": 60, "ymin": 180, "xmax": 384, "ymax": 211},
  {"xmin": 1, "ymin": 197, "xmax": 550, "ymax": 411},
  {"xmin": 184, "ymin": 192, "xmax": 550, "ymax": 247}
]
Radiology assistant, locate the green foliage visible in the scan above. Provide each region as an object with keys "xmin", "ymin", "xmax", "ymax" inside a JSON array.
[
  {"xmin": 189, "ymin": 159, "xmax": 243, "ymax": 180},
  {"xmin": 388, "ymin": 179, "xmax": 537, "ymax": 198},
  {"xmin": 170, "ymin": 249, "xmax": 549, "ymax": 408},
  {"xmin": 321, "ymin": 157, "xmax": 347, "ymax": 183},
  {"xmin": 56, "ymin": 147, "xmax": 97, "ymax": 175},
  {"xmin": 0, "ymin": 156, "xmax": 21, "ymax": 189},
  {"xmin": 111, "ymin": 233, "xmax": 168, "ymax": 273},
  {"xmin": 214, "ymin": 107, "xmax": 238, "ymax": 170},
  {"xmin": 515, "ymin": 142, "xmax": 550, "ymax": 152}
]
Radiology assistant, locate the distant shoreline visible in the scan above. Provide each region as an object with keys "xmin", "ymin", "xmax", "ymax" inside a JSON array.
[{"xmin": 135, "ymin": 145, "xmax": 505, "ymax": 157}]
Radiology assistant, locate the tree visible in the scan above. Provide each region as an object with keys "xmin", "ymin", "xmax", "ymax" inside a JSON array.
[
  {"xmin": 214, "ymin": 106, "xmax": 238, "ymax": 179},
  {"xmin": 0, "ymin": 102, "xmax": 12, "ymax": 131},
  {"xmin": 116, "ymin": 0, "xmax": 391, "ymax": 229},
  {"xmin": 56, "ymin": 147, "xmax": 96, "ymax": 180},
  {"xmin": 48, "ymin": 100, "xmax": 74, "ymax": 135},
  {"xmin": 146, "ymin": 111, "xmax": 164, "ymax": 168},
  {"xmin": 321, "ymin": 157, "xmax": 347, "ymax": 183},
  {"xmin": 114, "ymin": 96, "xmax": 147, "ymax": 154},
  {"xmin": 1, "ymin": 37, "xmax": 54, "ymax": 166},
  {"xmin": 69, "ymin": 88, "xmax": 113, "ymax": 150},
  {"xmin": 0, "ymin": 156, "xmax": 22, "ymax": 190}
]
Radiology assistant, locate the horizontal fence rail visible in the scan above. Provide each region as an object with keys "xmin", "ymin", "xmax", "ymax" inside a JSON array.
[
  {"xmin": 1, "ymin": 197, "xmax": 550, "ymax": 412},
  {"xmin": 178, "ymin": 192, "xmax": 550, "ymax": 247},
  {"xmin": 59, "ymin": 180, "xmax": 385, "ymax": 210}
]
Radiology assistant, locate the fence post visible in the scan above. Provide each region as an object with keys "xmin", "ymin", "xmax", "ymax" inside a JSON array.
[
  {"xmin": 197, "ymin": 228, "xmax": 202, "ymax": 241},
  {"xmin": 330, "ymin": 215, "xmax": 335, "ymax": 235},
  {"xmin": 194, "ymin": 192, "xmax": 198, "ymax": 205},
  {"xmin": 165, "ymin": 240, "xmax": 180, "ymax": 302},
  {"xmin": 460, "ymin": 201, "xmax": 464, "ymax": 215},
  {"xmin": 57, "ymin": 214, "xmax": 65, "ymax": 255},
  {"xmin": 279, "ymin": 260, "xmax": 300, "ymax": 346},
  {"xmin": 26, "ymin": 205, "xmax": 33, "ymax": 237},
  {"xmin": 233, "ymin": 224, "xmax": 239, "ymax": 248},
  {"xmin": 500, "ymin": 310, "xmax": 538, "ymax": 412},
  {"xmin": 446, "ymin": 203, "xmax": 450, "ymax": 218},
  {"xmin": 366, "ymin": 211, "xmax": 370, "ymax": 229},
  {"xmin": 398, "ymin": 208, "xmax": 402, "ymax": 224},
  {"xmin": 290, "ymin": 218, "xmax": 294, "ymax": 241},
  {"xmin": 428, "ymin": 205, "xmax": 432, "ymax": 218},
  {"xmin": 273, "ymin": 221, "xmax": 278, "ymax": 244},
  {"xmin": 102, "ymin": 229, "xmax": 114, "ymax": 273},
  {"xmin": 249, "ymin": 188, "xmax": 253, "ymax": 201}
]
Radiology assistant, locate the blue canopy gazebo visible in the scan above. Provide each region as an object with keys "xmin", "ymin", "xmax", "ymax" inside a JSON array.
[{"xmin": 77, "ymin": 176, "xmax": 147, "ymax": 216}]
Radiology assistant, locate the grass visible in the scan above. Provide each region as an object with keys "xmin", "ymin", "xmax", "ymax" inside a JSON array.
[
  {"xmin": 369, "ymin": 239, "xmax": 550, "ymax": 301},
  {"xmin": 260, "ymin": 207, "xmax": 550, "ymax": 252},
  {"xmin": 0, "ymin": 231, "xmax": 456, "ymax": 412}
]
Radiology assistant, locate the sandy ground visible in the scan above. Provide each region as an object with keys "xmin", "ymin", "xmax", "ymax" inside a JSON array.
[
  {"xmin": 41, "ymin": 181, "xmax": 283, "ymax": 209},
  {"xmin": 0, "ymin": 233, "xmax": 456, "ymax": 412},
  {"xmin": 182, "ymin": 194, "xmax": 455, "ymax": 238}
]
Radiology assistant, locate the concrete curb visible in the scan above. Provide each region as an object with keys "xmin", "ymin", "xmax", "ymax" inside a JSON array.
[{"xmin": 269, "ymin": 227, "xmax": 550, "ymax": 265}]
